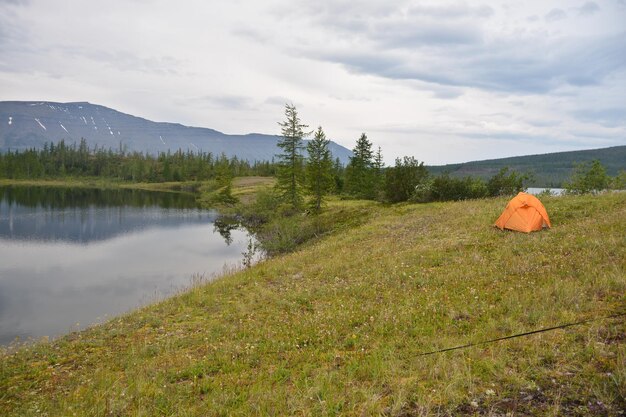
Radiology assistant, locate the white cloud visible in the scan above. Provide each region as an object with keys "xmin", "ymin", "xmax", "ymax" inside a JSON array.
[
  {"xmin": 578, "ymin": 1, "xmax": 600, "ymax": 15},
  {"xmin": 545, "ymin": 8, "xmax": 567, "ymax": 21}
]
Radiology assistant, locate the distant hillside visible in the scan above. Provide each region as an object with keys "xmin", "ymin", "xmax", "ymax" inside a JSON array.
[
  {"xmin": 0, "ymin": 101, "xmax": 352, "ymax": 163},
  {"xmin": 428, "ymin": 146, "xmax": 626, "ymax": 187}
]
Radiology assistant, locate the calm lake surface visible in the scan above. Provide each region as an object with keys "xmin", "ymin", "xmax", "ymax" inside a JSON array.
[
  {"xmin": 526, "ymin": 187, "xmax": 565, "ymax": 195},
  {"xmin": 0, "ymin": 186, "xmax": 255, "ymax": 346}
]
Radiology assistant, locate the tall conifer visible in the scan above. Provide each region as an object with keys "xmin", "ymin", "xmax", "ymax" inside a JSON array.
[
  {"xmin": 373, "ymin": 145, "xmax": 385, "ymax": 199},
  {"xmin": 275, "ymin": 104, "xmax": 308, "ymax": 209},
  {"xmin": 345, "ymin": 133, "xmax": 375, "ymax": 198},
  {"xmin": 306, "ymin": 126, "xmax": 333, "ymax": 212}
]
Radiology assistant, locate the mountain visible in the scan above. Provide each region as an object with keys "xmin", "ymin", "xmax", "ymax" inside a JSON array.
[
  {"xmin": 427, "ymin": 145, "xmax": 626, "ymax": 187},
  {"xmin": 0, "ymin": 101, "xmax": 352, "ymax": 163}
]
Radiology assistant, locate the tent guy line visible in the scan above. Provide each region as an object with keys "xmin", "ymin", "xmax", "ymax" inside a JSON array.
[
  {"xmin": 231, "ymin": 310, "xmax": 625, "ymax": 359},
  {"xmin": 414, "ymin": 311, "xmax": 626, "ymax": 357}
]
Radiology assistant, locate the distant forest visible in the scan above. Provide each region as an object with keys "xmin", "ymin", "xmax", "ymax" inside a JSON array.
[
  {"xmin": 427, "ymin": 145, "xmax": 626, "ymax": 187},
  {"xmin": 0, "ymin": 139, "xmax": 276, "ymax": 182}
]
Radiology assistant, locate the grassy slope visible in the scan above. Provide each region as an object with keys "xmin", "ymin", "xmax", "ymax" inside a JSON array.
[
  {"xmin": 230, "ymin": 176, "xmax": 275, "ymax": 204},
  {"xmin": 1, "ymin": 193, "xmax": 625, "ymax": 416}
]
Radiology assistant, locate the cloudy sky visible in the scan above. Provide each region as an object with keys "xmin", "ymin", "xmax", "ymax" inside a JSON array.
[{"xmin": 0, "ymin": 0, "xmax": 624, "ymax": 164}]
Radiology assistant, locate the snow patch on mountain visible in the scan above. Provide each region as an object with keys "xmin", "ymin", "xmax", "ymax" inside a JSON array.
[
  {"xmin": 0, "ymin": 101, "xmax": 353, "ymax": 163},
  {"xmin": 34, "ymin": 118, "xmax": 47, "ymax": 131}
]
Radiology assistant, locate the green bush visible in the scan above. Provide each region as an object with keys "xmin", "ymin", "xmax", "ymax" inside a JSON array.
[
  {"xmin": 384, "ymin": 156, "xmax": 429, "ymax": 203},
  {"xmin": 428, "ymin": 174, "xmax": 488, "ymax": 201},
  {"xmin": 564, "ymin": 160, "xmax": 610, "ymax": 194},
  {"xmin": 487, "ymin": 167, "xmax": 529, "ymax": 197},
  {"xmin": 240, "ymin": 188, "xmax": 283, "ymax": 226},
  {"xmin": 610, "ymin": 170, "xmax": 626, "ymax": 190}
]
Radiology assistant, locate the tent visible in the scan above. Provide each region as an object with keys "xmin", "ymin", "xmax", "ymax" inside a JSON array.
[{"xmin": 494, "ymin": 192, "xmax": 551, "ymax": 233}]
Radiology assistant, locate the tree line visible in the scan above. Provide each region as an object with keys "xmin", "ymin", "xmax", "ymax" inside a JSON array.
[{"xmin": 0, "ymin": 138, "xmax": 275, "ymax": 182}]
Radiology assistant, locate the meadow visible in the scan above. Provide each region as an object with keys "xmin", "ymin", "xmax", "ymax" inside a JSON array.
[{"xmin": 1, "ymin": 190, "xmax": 624, "ymax": 416}]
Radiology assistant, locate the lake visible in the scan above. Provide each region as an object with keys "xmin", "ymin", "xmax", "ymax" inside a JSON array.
[
  {"xmin": 0, "ymin": 185, "xmax": 256, "ymax": 346},
  {"xmin": 526, "ymin": 187, "xmax": 565, "ymax": 196}
]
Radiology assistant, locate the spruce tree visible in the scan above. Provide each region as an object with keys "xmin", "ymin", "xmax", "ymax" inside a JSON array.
[
  {"xmin": 373, "ymin": 145, "xmax": 385, "ymax": 199},
  {"xmin": 275, "ymin": 104, "xmax": 308, "ymax": 209},
  {"xmin": 306, "ymin": 126, "xmax": 333, "ymax": 212},
  {"xmin": 332, "ymin": 157, "xmax": 345, "ymax": 193},
  {"xmin": 345, "ymin": 133, "xmax": 375, "ymax": 198}
]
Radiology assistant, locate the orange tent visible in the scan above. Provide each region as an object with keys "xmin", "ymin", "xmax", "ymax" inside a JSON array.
[{"xmin": 494, "ymin": 192, "xmax": 551, "ymax": 233}]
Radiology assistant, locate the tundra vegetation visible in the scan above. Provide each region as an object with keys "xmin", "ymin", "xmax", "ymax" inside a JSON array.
[{"xmin": 1, "ymin": 191, "xmax": 624, "ymax": 416}]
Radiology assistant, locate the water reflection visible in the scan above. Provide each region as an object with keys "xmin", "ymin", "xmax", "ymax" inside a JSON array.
[
  {"xmin": 0, "ymin": 186, "xmax": 216, "ymax": 243},
  {"xmin": 213, "ymin": 216, "xmax": 241, "ymax": 246},
  {"xmin": 0, "ymin": 186, "xmax": 256, "ymax": 345}
]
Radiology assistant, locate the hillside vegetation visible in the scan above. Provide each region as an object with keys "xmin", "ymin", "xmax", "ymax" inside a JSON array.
[
  {"xmin": 1, "ymin": 193, "xmax": 625, "ymax": 416},
  {"xmin": 427, "ymin": 145, "xmax": 626, "ymax": 187}
]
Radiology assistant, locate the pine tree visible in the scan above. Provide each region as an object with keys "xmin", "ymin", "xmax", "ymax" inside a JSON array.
[
  {"xmin": 275, "ymin": 104, "xmax": 308, "ymax": 209},
  {"xmin": 306, "ymin": 126, "xmax": 333, "ymax": 212},
  {"xmin": 332, "ymin": 157, "xmax": 345, "ymax": 193},
  {"xmin": 373, "ymin": 146, "xmax": 385, "ymax": 199},
  {"xmin": 345, "ymin": 133, "xmax": 375, "ymax": 199}
]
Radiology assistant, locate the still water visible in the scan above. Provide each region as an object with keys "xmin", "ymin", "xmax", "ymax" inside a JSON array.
[
  {"xmin": 526, "ymin": 187, "xmax": 565, "ymax": 196},
  {"xmin": 0, "ymin": 186, "xmax": 255, "ymax": 346}
]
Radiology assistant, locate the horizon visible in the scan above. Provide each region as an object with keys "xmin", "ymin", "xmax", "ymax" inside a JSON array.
[{"xmin": 1, "ymin": 0, "xmax": 625, "ymax": 165}]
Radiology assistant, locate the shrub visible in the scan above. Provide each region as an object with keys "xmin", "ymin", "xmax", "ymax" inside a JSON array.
[
  {"xmin": 429, "ymin": 174, "xmax": 488, "ymax": 201},
  {"xmin": 564, "ymin": 160, "xmax": 610, "ymax": 195},
  {"xmin": 487, "ymin": 167, "xmax": 529, "ymax": 197},
  {"xmin": 610, "ymin": 170, "xmax": 626, "ymax": 190},
  {"xmin": 241, "ymin": 188, "xmax": 283, "ymax": 226},
  {"xmin": 384, "ymin": 156, "xmax": 429, "ymax": 203}
]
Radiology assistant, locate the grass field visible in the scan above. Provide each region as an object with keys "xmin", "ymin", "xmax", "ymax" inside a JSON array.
[
  {"xmin": 1, "ymin": 192, "xmax": 624, "ymax": 416},
  {"xmin": 231, "ymin": 176, "xmax": 275, "ymax": 204}
]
